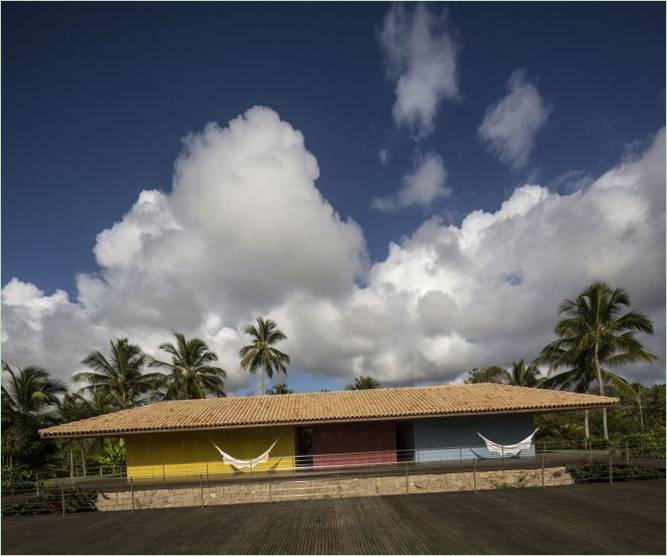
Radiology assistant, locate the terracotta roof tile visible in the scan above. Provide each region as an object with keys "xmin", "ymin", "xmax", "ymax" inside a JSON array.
[{"xmin": 39, "ymin": 383, "xmax": 618, "ymax": 438}]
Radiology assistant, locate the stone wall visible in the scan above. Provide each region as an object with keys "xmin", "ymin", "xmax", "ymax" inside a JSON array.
[{"xmin": 96, "ymin": 466, "xmax": 573, "ymax": 511}]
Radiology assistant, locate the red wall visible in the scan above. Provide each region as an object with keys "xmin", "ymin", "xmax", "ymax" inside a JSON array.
[{"xmin": 312, "ymin": 421, "xmax": 397, "ymax": 467}]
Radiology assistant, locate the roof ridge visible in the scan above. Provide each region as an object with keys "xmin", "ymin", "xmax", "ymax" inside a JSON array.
[{"xmin": 188, "ymin": 382, "xmax": 473, "ymax": 402}]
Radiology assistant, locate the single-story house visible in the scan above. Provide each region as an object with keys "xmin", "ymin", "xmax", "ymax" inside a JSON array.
[{"xmin": 39, "ymin": 383, "xmax": 618, "ymax": 480}]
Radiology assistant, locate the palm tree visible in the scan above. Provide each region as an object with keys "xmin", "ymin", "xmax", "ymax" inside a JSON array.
[
  {"xmin": 74, "ymin": 338, "xmax": 161, "ymax": 409},
  {"xmin": 75, "ymin": 389, "xmax": 117, "ymax": 417},
  {"xmin": 464, "ymin": 366, "xmax": 510, "ymax": 384},
  {"xmin": 540, "ymin": 282, "xmax": 657, "ymax": 440},
  {"xmin": 346, "ymin": 376, "xmax": 381, "ymax": 390},
  {"xmin": 2, "ymin": 362, "xmax": 66, "ymax": 419},
  {"xmin": 508, "ymin": 359, "xmax": 542, "ymax": 387},
  {"xmin": 2, "ymin": 362, "xmax": 66, "ymax": 469},
  {"xmin": 539, "ymin": 347, "xmax": 638, "ymax": 440},
  {"xmin": 57, "ymin": 390, "xmax": 117, "ymax": 477},
  {"xmin": 239, "ymin": 317, "xmax": 290, "ymax": 395},
  {"xmin": 267, "ymin": 383, "xmax": 293, "ymax": 395},
  {"xmin": 539, "ymin": 347, "xmax": 594, "ymax": 439},
  {"xmin": 631, "ymin": 383, "xmax": 645, "ymax": 432},
  {"xmin": 150, "ymin": 333, "xmax": 227, "ymax": 399},
  {"xmin": 57, "ymin": 393, "xmax": 90, "ymax": 477}
]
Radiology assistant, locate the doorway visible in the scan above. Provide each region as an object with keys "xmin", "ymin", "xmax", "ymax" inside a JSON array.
[
  {"xmin": 296, "ymin": 427, "xmax": 313, "ymax": 467},
  {"xmin": 396, "ymin": 421, "xmax": 415, "ymax": 462}
]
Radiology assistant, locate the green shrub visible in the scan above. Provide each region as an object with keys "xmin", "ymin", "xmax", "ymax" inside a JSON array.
[{"xmin": 567, "ymin": 463, "xmax": 665, "ymax": 483}]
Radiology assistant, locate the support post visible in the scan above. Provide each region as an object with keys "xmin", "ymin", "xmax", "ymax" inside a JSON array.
[
  {"xmin": 130, "ymin": 478, "xmax": 135, "ymax": 511},
  {"xmin": 206, "ymin": 461, "xmax": 209, "ymax": 481},
  {"xmin": 608, "ymin": 443, "xmax": 613, "ymax": 485},
  {"xmin": 473, "ymin": 460, "xmax": 477, "ymax": 493},
  {"xmin": 501, "ymin": 445, "xmax": 504, "ymax": 467},
  {"xmin": 60, "ymin": 485, "xmax": 66, "ymax": 516},
  {"xmin": 459, "ymin": 447, "xmax": 462, "ymax": 468},
  {"xmin": 36, "ymin": 474, "xmax": 40, "ymax": 497},
  {"xmin": 268, "ymin": 473, "xmax": 272, "ymax": 502},
  {"xmin": 162, "ymin": 463, "xmax": 166, "ymax": 484},
  {"xmin": 336, "ymin": 466, "xmax": 340, "ymax": 497},
  {"xmin": 199, "ymin": 474, "xmax": 204, "ymax": 507},
  {"xmin": 541, "ymin": 451, "xmax": 545, "ymax": 488},
  {"xmin": 99, "ymin": 466, "xmax": 103, "ymax": 478},
  {"xmin": 625, "ymin": 440, "xmax": 630, "ymax": 464},
  {"xmin": 405, "ymin": 461, "xmax": 409, "ymax": 495},
  {"xmin": 81, "ymin": 442, "xmax": 87, "ymax": 478}
]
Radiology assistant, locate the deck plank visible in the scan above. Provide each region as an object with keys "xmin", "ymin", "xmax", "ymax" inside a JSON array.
[{"xmin": 2, "ymin": 481, "xmax": 664, "ymax": 555}]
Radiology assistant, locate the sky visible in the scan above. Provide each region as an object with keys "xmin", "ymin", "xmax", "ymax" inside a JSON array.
[{"xmin": 2, "ymin": 2, "xmax": 665, "ymax": 395}]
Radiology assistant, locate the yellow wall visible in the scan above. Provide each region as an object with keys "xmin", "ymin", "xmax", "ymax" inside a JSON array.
[{"xmin": 126, "ymin": 426, "xmax": 296, "ymax": 480}]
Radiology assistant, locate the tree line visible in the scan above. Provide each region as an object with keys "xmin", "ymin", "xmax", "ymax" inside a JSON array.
[
  {"xmin": 2, "ymin": 281, "xmax": 662, "ymax": 479},
  {"xmin": 1, "ymin": 316, "xmax": 289, "ymax": 478},
  {"xmin": 463, "ymin": 282, "xmax": 660, "ymax": 444}
]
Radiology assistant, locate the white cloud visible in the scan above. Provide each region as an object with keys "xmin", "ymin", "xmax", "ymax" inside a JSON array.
[
  {"xmin": 479, "ymin": 69, "xmax": 550, "ymax": 167},
  {"xmin": 372, "ymin": 152, "xmax": 450, "ymax": 212},
  {"xmin": 1, "ymin": 107, "xmax": 367, "ymax": 391},
  {"xmin": 379, "ymin": 149, "xmax": 389, "ymax": 165},
  {"xmin": 379, "ymin": 3, "xmax": 459, "ymax": 137},
  {"xmin": 1, "ymin": 107, "xmax": 664, "ymax": 392},
  {"xmin": 278, "ymin": 127, "xmax": 666, "ymax": 385},
  {"xmin": 94, "ymin": 190, "xmax": 180, "ymax": 269}
]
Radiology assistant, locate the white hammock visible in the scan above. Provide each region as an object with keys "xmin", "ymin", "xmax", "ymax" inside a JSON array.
[
  {"xmin": 211, "ymin": 437, "xmax": 280, "ymax": 470},
  {"xmin": 476, "ymin": 428, "xmax": 539, "ymax": 458}
]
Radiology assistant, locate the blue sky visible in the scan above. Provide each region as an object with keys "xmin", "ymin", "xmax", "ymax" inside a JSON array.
[{"xmin": 2, "ymin": 2, "xmax": 665, "ymax": 393}]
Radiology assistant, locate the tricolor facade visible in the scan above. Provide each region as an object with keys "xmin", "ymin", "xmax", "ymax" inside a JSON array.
[{"xmin": 40, "ymin": 383, "xmax": 618, "ymax": 481}]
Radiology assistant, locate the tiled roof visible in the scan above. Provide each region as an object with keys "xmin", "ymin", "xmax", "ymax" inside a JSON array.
[{"xmin": 39, "ymin": 383, "xmax": 618, "ymax": 438}]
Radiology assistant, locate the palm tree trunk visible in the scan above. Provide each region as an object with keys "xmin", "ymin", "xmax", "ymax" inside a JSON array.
[
  {"xmin": 584, "ymin": 410, "xmax": 590, "ymax": 440},
  {"xmin": 261, "ymin": 368, "xmax": 265, "ymax": 395},
  {"xmin": 70, "ymin": 445, "xmax": 74, "ymax": 478},
  {"xmin": 593, "ymin": 340, "xmax": 609, "ymax": 440},
  {"xmin": 637, "ymin": 387, "xmax": 644, "ymax": 431}
]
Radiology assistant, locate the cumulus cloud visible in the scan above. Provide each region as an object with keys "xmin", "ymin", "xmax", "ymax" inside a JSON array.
[
  {"xmin": 280, "ymin": 128, "xmax": 665, "ymax": 385},
  {"xmin": 94, "ymin": 190, "xmax": 180, "ymax": 269},
  {"xmin": 479, "ymin": 69, "xmax": 550, "ymax": 167},
  {"xmin": 379, "ymin": 2, "xmax": 459, "ymax": 137},
  {"xmin": 2, "ymin": 107, "xmax": 367, "ymax": 391},
  {"xmin": 1, "ymin": 107, "xmax": 664, "ymax": 391},
  {"xmin": 372, "ymin": 152, "xmax": 450, "ymax": 212}
]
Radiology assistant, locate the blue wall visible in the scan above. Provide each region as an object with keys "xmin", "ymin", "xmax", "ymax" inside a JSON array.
[{"xmin": 413, "ymin": 413, "xmax": 536, "ymax": 462}]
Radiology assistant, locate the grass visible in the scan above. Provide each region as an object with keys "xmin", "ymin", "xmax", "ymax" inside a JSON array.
[
  {"xmin": 548, "ymin": 449, "xmax": 609, "ymax": 456},
  {"xmin": 42, "ymin": 473, "xmax": 125, "ymax": 488}
]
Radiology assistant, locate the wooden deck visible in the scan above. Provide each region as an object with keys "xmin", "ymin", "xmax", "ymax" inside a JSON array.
[{"xmin": 2, "ymin": 480, "xmax": 664, "ymax": 554}]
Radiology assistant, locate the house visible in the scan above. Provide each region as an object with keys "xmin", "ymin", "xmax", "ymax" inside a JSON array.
[{"xmin": 39, "ymin": 383, "xmax": 618, "ymax": 481}]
